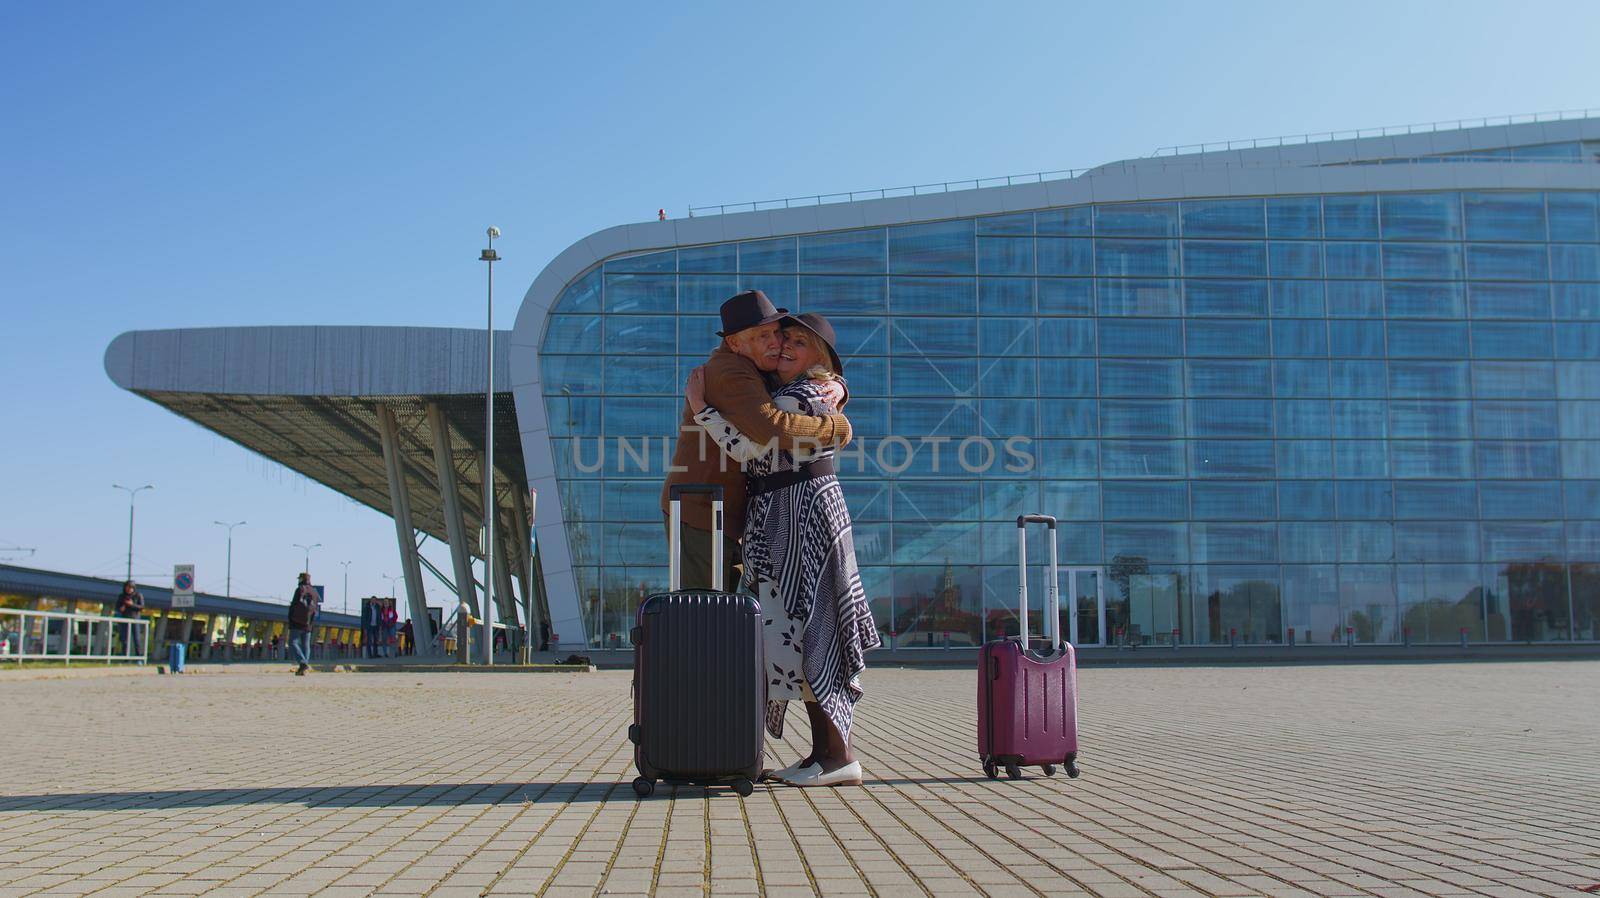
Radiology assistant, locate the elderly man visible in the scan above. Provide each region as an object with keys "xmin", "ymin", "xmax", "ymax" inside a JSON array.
[{"xmin": 662, "ymin": 290, "xmax": 852, "ymax": 592}]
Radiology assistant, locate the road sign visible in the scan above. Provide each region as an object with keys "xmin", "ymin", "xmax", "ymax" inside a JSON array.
[{"xmin": 172, "ymin": 564, "xmax": 195, "ymax": 609}]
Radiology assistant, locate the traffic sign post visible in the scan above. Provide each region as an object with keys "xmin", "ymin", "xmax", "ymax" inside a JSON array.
[{"xmin": 172, "ymin": 564, "xmax": 195, "ymax": 609}]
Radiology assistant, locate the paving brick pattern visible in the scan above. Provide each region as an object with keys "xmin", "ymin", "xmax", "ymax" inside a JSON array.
[{"xmin": 1, "ymin": 662, "xmax": 1597, "ymax": 897}]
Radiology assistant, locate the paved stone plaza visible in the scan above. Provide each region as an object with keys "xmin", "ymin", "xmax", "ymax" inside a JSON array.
[{"xmin": 1, "ymin": 662, "xmax": 1597, "ymax": 897}]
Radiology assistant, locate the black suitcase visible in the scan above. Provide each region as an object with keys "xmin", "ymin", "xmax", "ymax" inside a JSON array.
[{"xmin": 629, "ymin": 484, "xmax": 765, "ymax": 797}]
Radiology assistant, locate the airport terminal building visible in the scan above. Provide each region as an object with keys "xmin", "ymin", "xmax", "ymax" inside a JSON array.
[{"xmin": 108, "ymin": 115, "xmax": 1600, "ymax": 652}]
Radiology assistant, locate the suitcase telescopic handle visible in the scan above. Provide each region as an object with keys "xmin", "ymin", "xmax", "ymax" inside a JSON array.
[
  {"xmin": 668, "ymin": 484, "xmax": 725, "ymax": 592},
  {"xmin": 1015, "ymin": 514, "xmax": 1061, "ymax": 651}
]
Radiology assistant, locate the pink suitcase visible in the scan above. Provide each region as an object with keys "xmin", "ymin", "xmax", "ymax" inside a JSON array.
[{"xmin": 978, "ymin": 513, "xmax": 1080, "ymax": 781}]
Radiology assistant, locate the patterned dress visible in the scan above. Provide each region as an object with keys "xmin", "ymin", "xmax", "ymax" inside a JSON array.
[{"xmin": 694, "ymin": 377, "xmax": 881, "ymax": 741}]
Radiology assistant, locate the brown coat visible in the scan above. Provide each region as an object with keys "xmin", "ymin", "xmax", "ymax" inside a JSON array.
[{"xmin": 661, "ymin": 344, "xmax": 852, "ymax": 535}]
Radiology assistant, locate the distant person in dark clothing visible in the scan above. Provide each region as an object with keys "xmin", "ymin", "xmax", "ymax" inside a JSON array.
[
  {"xmin": 539, "ymin": 619, "xmax": 550, "ymax": 652},
  {"xmin": 114, "ymin": 581, "xmax": 145, "ymax": 657},
  {"xmin": 400, "ymin": 619, "xmax": 414, "ymax": 655},
  {"xmin": 364, "ymin": 599, "xmax": 382, "ymax": 658},
  {"xmin": 287, "ymin": 573, "xmax": 319, "ymax": 676}
]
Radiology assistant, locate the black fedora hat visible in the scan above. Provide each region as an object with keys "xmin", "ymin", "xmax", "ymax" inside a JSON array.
[
  {"xmin": 716, "ymin": 290, "xmax": 789, "ymax": 337},
  {"xmin": 781, "ymin": 312, "xmax": 844, "ymax": 374}
]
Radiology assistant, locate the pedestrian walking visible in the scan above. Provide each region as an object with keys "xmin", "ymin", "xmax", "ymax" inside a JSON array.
[
  {"xmin": 287, "ymin": 573, "xmax": 319, "ymax": 676},
  {"xmin": 113, "ymin": 580, "xmax": 145, "ymax": 658}
]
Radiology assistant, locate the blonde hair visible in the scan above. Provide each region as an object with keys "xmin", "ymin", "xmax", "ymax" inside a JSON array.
[{"xmin": 782, "ymin": 323, "xmax": 839, "ymax": 382}]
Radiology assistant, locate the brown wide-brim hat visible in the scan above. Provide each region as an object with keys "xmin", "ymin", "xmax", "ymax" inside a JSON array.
[
  {"xmin": 716, "ymin": 289, "xmax": 789, "ymax": 337},
  {"xmin": 780, "ymin": 312, "xmax": 844, "ymax": 374}
]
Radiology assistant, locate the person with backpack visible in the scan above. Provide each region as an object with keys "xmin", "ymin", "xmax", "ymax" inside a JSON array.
[{"xmin": 287, "ymin": 573, "xmax": 319, "ymax": 676}]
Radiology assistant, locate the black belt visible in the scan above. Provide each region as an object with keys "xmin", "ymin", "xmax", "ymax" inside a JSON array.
[{"xmin": 747, "ymin": 458, "xmax": 836, "ymax": 496}]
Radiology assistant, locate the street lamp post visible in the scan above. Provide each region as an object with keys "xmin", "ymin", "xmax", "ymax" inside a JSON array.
[
  {"xmin": 339, "ymin": 560, "xmax": 352, "ymax": 615},
  {"xmin": 481, "ymin": 226, "xmax": 501, "ymax": 666},
  {"xmin": 292, "ymin": 542, "xmax": 322, "ymax": 575},
  {"xmin": 112, "ymin": 484, "xmax": 154, "ymax": 582},
  {"xmin": 212, "ymin": 520, "xmax": 246, "ymax": 599},
  {"xmin": 382, "ymin": 573, "xmax": 404, "ymax": 600}
]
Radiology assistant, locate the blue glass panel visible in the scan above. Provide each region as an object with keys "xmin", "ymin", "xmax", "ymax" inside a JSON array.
[
  {"xmin": 1038, "ymin": 399, "xmax": 1098, "ymax": 437},
  {"xmin": 1331, "ymin": 361, "xmax": 1389, "ymax": 397},
  {"xmin": 1276, "ymin": 440, "xmax": 1333, "ymax": 477},
  {"xmin": 1548, "ymin": 192, "xmax": 1600, "ymax": 242},
  {"xmin": 1104, "ymin": 523, "xmax": 1187, "ymax": 562},
  {"xmin": 1380, "ymin": 193, "xmax": 1462, "ymax": 240},
  {"xmin": 678, "ymin": 274, "xmax": 738, "ymax": 313},
  {"xmin": 1332, "ymin": 400, "xmax": 1387, "ymax": 437},
  {"xmin": 799, "ymin": 275, "xmax": 886, "ymax": 315},
  {"xmin": 1099, "ymin": 399, "xmax": 1179, "ymax": 437},
  {"xmin": 1281, "ymin": 523, "xmax": 1338, "ymax": 563},
  {"xmin": 1562, "ymin": 323, "xmax": 1600, "ymax": 359},
  {"xmin": 554, "ymin": 268, "xmax": 602, "ymax": 314},
  {"xmin": 1339, "ymin": 523, "xmax": 1394, "ymax": 563},
  {"xmin": 1560, "ymin": 401, "xmax": 1600, "ymax": 438},
  {"xmin": 1329, "ymin": 320, "xmax": 1385, "ymax": 358},
  {"xmin": 676, "ymin": 314, "xmax": 721, "ymax": 356},
  {"xmin": 600, "ymin": 480, "xmax": 655, "ymax": 522},
  {"xmin": 1395, "ymin": 523, "xmax": 1479, "ymax": 561},
  {"xmin": 605, "ymin": 315, "xmax": 675, "ymax": 355},
  {"xmin": 1184, "ymin": 241, "xmax": 1267, "ymax": 278},
  {"xmin": 1564, "ymin": 441, "xmax": 1600, "ymax": 478},
  {"xmin": 1186, "ymin": 280, "xmax": 1267, "ymax": 316},
  {"xmin": 1192, "ymin": 523, "xmax": 1277, "ymax": 563},
  {"xmin": 1337, "ymin": 480, "xmax": 1393, "ymax": 519},
  {"xmin": 1474, "ymin": 360, "xmax": 1555, "ymax": 398},
  {"xmin": 1278, "ymin": 481, "xmax": 1335, "ymax": 519},
  {"xmin": 605, "ymin": 274, "xmax": 675, "ymax": 314},
  {"xmin": 800, "ymin": 229, "xmax": 885, "ymax": 274},
  {"xmin": 1394, "ymin": 481, "xmax": 1477, "ymax": 519},
  {"xmin": 604, "ymin": 355, "xmax": 676, "ymax": 395},
  {"xmin": 605, "ymin": 250, "xmax": 674, "ymax": 274},
  {"xmin": 1389, "ymin": 360, "xmax": 1470, "ymax": 395},
  {"xmin": 679, "ymin": 243, "xmax": 737, "ymax": 273},
  {"xmin": 1187, "ymin": 320, "xmax": 1269, "ymax": 357},
  {"xmin": 981, "ymin": 356, "xmax": 1037, "ymax": 396},
  {"xmin": 1095, "ymin": 202, "xmax": 1177, "ymax": 237},
  {"xmin": 1335, "ymin": 440, "xmax": 1390, "ymax": 478},
  {"xmin": 738, "ymin": 274, "xmax": 796, "ymax": 310},
  {"xmin": 1481, "ymin": 481, "xmax": 1561, "ymax": 519},
  {"xmin": 1186, "ymin": 360, "xmax": 1271, "ymax": 397},
  {"xmin": 1276, "ymin": 399, "xmax": 1331, "ymax": 436},
  {"xmin": 1181, "ymin": 199, "xmax": 1264, "ymax": 238},
  {"xmin": 1391, "ymin": 441, "xmax": 1474, "ymax": 478},
  {"xmin": 1325, "ymin": 243, "xmax": 1380, "ymax": 279},
  {"xmin": 830, "ymin": 316, "xmax": 887, "ymax": 355},
  {"xmin": 1274, "ymin": 361, "xmax": 1330, "ymax": 397},
  {"xmin": 976, "ymin": 213, "xmax": 1033, "ymax": 236},
  {"xmin": 1189, "ymin": 399, "xmax": 1271, "ymax": 437},
  {"xmin": 979, "ymin": 277, "xmax": 1034, "ymax": 315},
  {"xmin": 1036, "ymin": 206, "xmax": 1093, "ymax": 236},
  {"xmin": 1268, "ymin": 197, "xmax": 1322, "ymax": 238},
  {"xmin": 739, "ymin": 237, "xmax": 796, "ymax": 273},
  {"xmin": 541, "ymin": 354, "xmax": 603, "ymax": 395},
  {"xmin": 893, "ymin": 479, "xmax": 982, "ymax": 521},
  {"xmin": 980, "ymin": 318, "xmax": 1035, "ymax": 356},
  {"xmin": 1557, "ymin": 361, "xmax": 1600, "ymax": 398},
  {"xmin": 1566, "ymin": 481, "xmax": 1600, "ymax": 518},
  {"xmin": 1096, "ymin": 239, "xmax": 1178, "ymax": 277},
  {"xmin": 1268, "ymin": 242, "xmax": 1323, "ymax": 279},
  {"xmin": 1552, "ymin": 245, "xmax": 1600, "ymax": 281},
  {"xmin": 1324, "ymin": 194, "xmax": 1379, "ymax": 238},
  {"xmin": 1467, "ymin": 244, "xmax": 1549, "ymax": 281},
  {"xmin": 892, "ymin": 317, "xmax": 976, "ymax": 356},
  {"xmin": 982, "ymin": 482, "xmax": 1040, "ymax": 520},
  {"xmin": 1326, "ymin": 281, "xmax": 1383, "ymax": 317},
  {"xmin": 892, "ymin": 522, "xmax": 981, "ymax": 564},
  {"xmin": 1036, "ymin": 278, "xmax": 1094, "ymax": 315},
  {"xmin": 1469, "ymin": 283, "xmax": 1549, "ymax": 319},
  {"xmin": 545, "ymin": 395, "xmax": 603, "ymax": 435},
  {"xmin": 1273, "ymin": 320, "xmax": 1328, "ymax": 357},
  {"xmin": 890, "ymin": 400, "xmax": 977, "ymax": 438},
  {"xmin": 1101, "ymin": 318, "xmax": 1182, "ymax": 356},
  {"xmin": 890, "ymin": 357, "xmax": 975, "ymax": 395},
  {"xmin": 1477, "ymin": 441, "xmax": 1559, "ymax": 478},
  {"xmin": 604, "ymin": 397, "xmax": 679, "ymax": 437},
  {"xmin": 1098, "ymin": 279, "xmax": 1181, "ymax": 316},
  {"xmin": 977, "ymin": 236, "xmax": 1033, "ymax": 275},
  {"xmin": 1040, "ymin": 481, "xmax": 1099, "ymax": 520},
  {"xmin": 1389, "ymin": 400, "xmax": 1471, "ymax": 438},
  {"xmin": 1384, "ymin": 282, "xmax": 1464, "ymax": 319},
  {"xmin": 1035, "ymin": 440, "xmax": 1098, "ymax": 477},
  {"xmin": 1192, "ymin": 440, "xmax": 1273, "ymax": 478},
  {"xmin": 1463, "ymin": 192, "xmax": 1546, "ymax": 241},
  {"xmin": 1035, "ymin": 238, "xmax": 1092, "ymax": 276},
  {"xmin": 1101, "ymin": 440, "xmax": 1186, "ymax": 477},
  {"xmin": 1480, "ymin": 522, "xmax": 1563, "ymax": 561},
  {"xmin": 1192, "ymin": 481, "xmax": 1275, "ymax": 520},
  {"xmin": 1101, "ymin": 359, "xmax": 1181, "ymax": 396},
  {"xmin": 1472, "ymin": 322, "xmax": 1552, "ymax": 359},
  {"xmin": 888, "ymin": 220, "xmax": 974, "ymax": 275},
  {"xmin": 1037, "ymin": 318, "xmax": 1095, "ymax": 356},
  {"xmin": 1270, "ymin": 281, "xmax": 1324, "ymax": 318},
  {"xmin": 888, "ymin": 277, "xmax": 973, "ymax": 315},
  {"xmin": 844, "ymin": 358, "xmax": 887, "ymax": 396},
  {"xmin": 842, "ymin": 399, "xmax": 888, "ymax": 436},
  {"xmin": 1383, "ymin": 244, "xmax": 1463, "ymax": 280},
  {"xmin": 1103, "ymin": 481, "xmax": 1186, "ymax": 520},
  {"xmin": 1475, "ymin": 400, "xmax": 1557, "ymax": 439},
  {"xmin": 1038, "ymin": 359, "xmax": 1096, "ymax": 396}
]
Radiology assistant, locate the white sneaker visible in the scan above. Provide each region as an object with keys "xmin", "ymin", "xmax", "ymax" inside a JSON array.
[{"xmin": 787, "ymin": 760, "xmax": 862, "ymax": 787}]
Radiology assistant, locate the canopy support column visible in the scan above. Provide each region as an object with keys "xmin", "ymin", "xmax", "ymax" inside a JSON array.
[{"xmin": 376, "ymin": 403, "xmax": 433, "ymax": 657}]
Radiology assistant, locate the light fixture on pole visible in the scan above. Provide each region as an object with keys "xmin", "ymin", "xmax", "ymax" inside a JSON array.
[
  {"xmin": 480, "ymin": 226, "xmax": 501, "ymax": 666},
  {"xmin": 292, "ymin": 542, "xmax": 322, "ymax": 575},
  {"xmin": 112, "ymin": 484, "xmax": 154, "ymax": 582},
  {"xmin": 339, "ymin": 560, "xmax": 353, "ymax": 614},
  {"xmin": 212, "ymin": 520, "xmax": 246, "ymax": 599},
  {"xmin": 382, "ymin": 572, "xmax": 404, "ymax": 599}
]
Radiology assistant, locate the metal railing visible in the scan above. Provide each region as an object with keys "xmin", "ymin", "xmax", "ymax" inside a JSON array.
[
  {"xmin": 0, "ymin": 608, "xmax": 149, "ymax": 665},
  {"xmin": 1149, "ymin": 107, "xmax": 1600, "ymax": 157}
]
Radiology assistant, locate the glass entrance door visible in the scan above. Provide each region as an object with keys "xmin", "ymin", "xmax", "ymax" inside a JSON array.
[{"xmin": 1066, "ymin": 568, "xmax": 1105, "ymax": 646}]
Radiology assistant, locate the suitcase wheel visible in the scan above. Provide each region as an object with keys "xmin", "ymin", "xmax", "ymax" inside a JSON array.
[
  {"xmin": 632, "ymin": 777, "xmax": 655, "ymax": 798},
  {"xmin": 982, "ymin": 759, "xmax": 998, "ymax": 780},
  {"xmin": 1065, "ymin": 757, "xmax": 1081, "ymax": 779},
  {"xmin": 1042, "ymin": 763, "xmax": 1056, "ymax": 777},
  {"xmin": 1005, "ymin": 761, "xmax": 1022, "ymax": 781},
  {"xmin": 731, "ymin": 778, "xmax": 754, "ymax": 797}
]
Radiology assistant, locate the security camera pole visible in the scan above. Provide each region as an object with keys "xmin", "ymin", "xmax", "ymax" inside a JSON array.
[{"xmin": 480, "ymin": 227, "xmax": 501, "ymax": 666}]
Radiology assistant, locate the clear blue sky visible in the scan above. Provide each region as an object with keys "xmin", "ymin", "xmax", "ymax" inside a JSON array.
[{"xmin": 2, "ymin": 1, "xmax": 1596, "ymax": 610}]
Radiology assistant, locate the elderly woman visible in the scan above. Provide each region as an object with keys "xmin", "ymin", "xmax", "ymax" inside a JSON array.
[{"xmin": 686, "ymin": 312, "xmax": 880, "ymax": 787}]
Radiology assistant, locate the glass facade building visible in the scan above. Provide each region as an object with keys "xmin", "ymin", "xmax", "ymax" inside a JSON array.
[{"xmin": 522, "ymin": 126, "xmax": 1600, "ymax": 650}]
